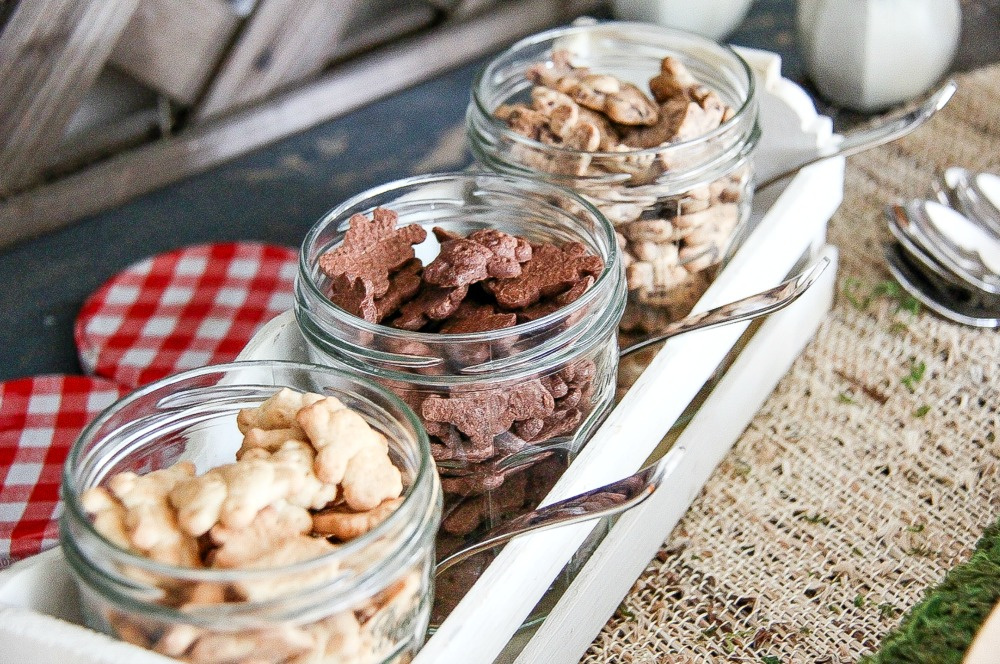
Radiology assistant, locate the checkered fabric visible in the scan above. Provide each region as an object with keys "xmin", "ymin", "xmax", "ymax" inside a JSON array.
[
  {"xmin": 75, "ymin": 242, "xmax": 297, "ymax": 388},
  {"xmin": 0, "ymin": 375, "xmax": 126, "ymax": 565}
]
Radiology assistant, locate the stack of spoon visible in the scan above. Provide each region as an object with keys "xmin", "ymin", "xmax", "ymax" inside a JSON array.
[{"xmin": 884, "ymin": 167, "xmax": 1000, "ymax": 327}]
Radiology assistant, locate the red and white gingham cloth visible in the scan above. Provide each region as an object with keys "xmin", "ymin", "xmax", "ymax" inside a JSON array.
[
  {"xmin": 75, "ymin": 242, "xmax": 297, "ymax": 388},
  {"xmin": 0, "ymin": 375, "xmax": 127, "ymax": 564},
  {"xmin": 2, "ymin": 242, "xmax": 296, "ymax": 563}
]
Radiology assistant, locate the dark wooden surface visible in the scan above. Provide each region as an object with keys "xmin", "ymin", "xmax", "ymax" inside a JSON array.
[{"xmin": 0, "ymin": 0, "xmax": 997, "ymax": 384}]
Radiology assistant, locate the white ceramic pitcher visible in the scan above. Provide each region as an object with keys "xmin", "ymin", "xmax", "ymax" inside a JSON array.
[{"xmin": 797, "ymin": 0, "xmax": 962, "ymax": 112}]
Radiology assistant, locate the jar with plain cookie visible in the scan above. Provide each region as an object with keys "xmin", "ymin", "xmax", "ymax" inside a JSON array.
[
  {"xmin": 294, "ymin": 173, "xmax": 625, "ymax": 622},
  {"xmin": 60, "ymin": 361, "xmax": 441, "ymax": 664},
  {"xmin": 466, "ymin": 22, "xmax": 760, "ymax": 389}
]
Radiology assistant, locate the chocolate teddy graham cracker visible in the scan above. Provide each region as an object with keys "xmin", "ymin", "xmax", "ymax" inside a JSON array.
[
  {"xmin": 421, "ymin": 379, "xmax": 555, "ymax": 447},
  {"xmin": 438, "ymin": 301, "xmax": 518, "ymax": 334},
  {"xmin": 320, "ymin": 208, "xmax": 604, "ymax": 340},
  {"xmin": 485, "ymin": 241, "xmax": 603, "ymax": 310},
  {"xmin": 423, "ymin": 228, "xmax": 532, "ymax": 287},
  {"xmin": 393, "ymin": 283, "xmax": 469, "ymax": 331},
  {"xmin": 320, "ymin": 207, "xmax": 426, "ymax": 298}
]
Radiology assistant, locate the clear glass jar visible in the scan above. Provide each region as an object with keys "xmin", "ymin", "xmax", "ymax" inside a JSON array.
[
  {"xmin": 60, "ymin": 361, "xmax": 441, "ymax": 664},
  {"xmin": 294, "ymin": 172, "xmax": 625, "ymax": 621},
  {"xmin": 467, "ymin": 21, "xmax": 759, "ymax": 344}
]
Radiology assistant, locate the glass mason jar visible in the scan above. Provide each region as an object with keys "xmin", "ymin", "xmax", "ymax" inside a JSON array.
[
  {"xmin": 294, "ymin": 172, "xmax": 625, "ymax": 620},
  {"xmin": 60, "ymin": 361, "xmax": 441, "ymax": 664},
  {"xmin": 467, "ymin": 21, "xmax": 760, "ymax": 347}
]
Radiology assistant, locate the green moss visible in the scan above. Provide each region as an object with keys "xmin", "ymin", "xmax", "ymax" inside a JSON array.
[{"xmin": 863, "ymin": 520, "xmax": 1000, "ymax": 664}]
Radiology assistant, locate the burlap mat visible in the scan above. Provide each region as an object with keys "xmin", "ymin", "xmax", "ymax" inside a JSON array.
[{"xmin": 583, "ymin": 64, "xmax": 1000, "ymax": 663}]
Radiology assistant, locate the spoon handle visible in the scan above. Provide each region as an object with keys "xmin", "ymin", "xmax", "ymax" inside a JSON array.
[
  {"xmin": 757, "ymin": 80, "xmax": 957, "ymax": 192},
  {"xmin": 435, "ymin": 446, "xmax": 686, "ymax": 575},
  {"xmin": 619, "ymin": 257, "xmax": 830, "ymax": 359}
]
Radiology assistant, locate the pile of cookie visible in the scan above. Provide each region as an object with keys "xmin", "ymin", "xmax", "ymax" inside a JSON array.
[
  {"xmin": 81, "ymin": 388, "xmax": 420, "ymax": 664},
  {"xmin": 320, "ymin": 207, "xmax": 603, "ymax": 335},
  {"xmin": 429, "ymin": 358, "xmax": 597, "ymax": 538},
  {"xmin": 495, "ymin": 50, "xmax": 731, "ymax": 173},
  {"xmin": 494, "ymin": 50, "xmax": 749, "ymax": 335},
  {"xmin": 317, "ymin": 208, "xmax": 607, "ymax": 543}
]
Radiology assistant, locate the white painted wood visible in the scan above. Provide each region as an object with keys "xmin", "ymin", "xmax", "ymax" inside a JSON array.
[
  {"xmin": 0, "ymin": 548, "xmax": 81, "ymax": 623},
  {"xmin": 735, "ymin": 47, "xmax": 836, "ymax": 188},
  {"xmin": 0, "ymin": 549, "xmax": 170, "ymax": 662},
  {"xmin": 0, "ymin": 606, "xmax": 175, "ymax": 664},
  {"xmin": 109, "ymin": 0, "xmax": 241, "ymax": 105},
  {"xmin": 512, "ymin": 245, "xmax": 839, "ymax": 664},
  {"xmin": 234, "ymin": 310, "xmax": 306, "ymax": 362}
]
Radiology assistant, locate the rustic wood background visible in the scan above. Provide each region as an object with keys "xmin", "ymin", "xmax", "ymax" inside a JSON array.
[{"xmin": 0, "ymin": 0, "xmax": 600, "ymax": 248}]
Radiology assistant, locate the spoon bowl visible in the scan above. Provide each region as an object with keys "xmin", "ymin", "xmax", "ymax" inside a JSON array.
[
  {"xmin": 886, "ymin": 204, "xmax": 975, "ymax": 291},
  {"xmin": 887, "ymin": 200, "xmax": 1000, "ymax": 294},
  {"xmin": 884, "ymin": 243, "xmax": 1000, "ymax": 328},
  {"xmin": 934, "ymin": 167, "xmax": 1000, "ymax": 238},
  {"xmin": 618, "ymin": 257, "xmax": 830, "ymax": 358}
]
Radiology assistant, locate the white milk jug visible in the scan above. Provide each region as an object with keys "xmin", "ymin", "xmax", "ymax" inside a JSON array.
[{"xmin": 797, "ymin": 0, "xmax": 961, "ymax": 112}]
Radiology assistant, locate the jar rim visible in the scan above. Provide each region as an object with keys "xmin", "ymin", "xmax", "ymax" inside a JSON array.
[
  {"xmin": 470, "ymin": 20, "xmax": 757, "ymax": 159},
  {"xmin": 297, "ymin": 171, "xmax": 621, "ymax": 344},
  {"xmin": 60, "ymin": 359, "xmax": 437, "ymax": 582}
]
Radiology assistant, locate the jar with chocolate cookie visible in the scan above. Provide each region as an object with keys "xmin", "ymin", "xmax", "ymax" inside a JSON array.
[
  {"xmin": 60, "ymin": 361, "xmax": 441, "ymax": 664},
  {"xmin": 294, "ymin": 173, "xmax": 625, "ymax": 622},
  {"xmin": 466, "ymin": 22, "xmax": 759, "ymax": 391}
]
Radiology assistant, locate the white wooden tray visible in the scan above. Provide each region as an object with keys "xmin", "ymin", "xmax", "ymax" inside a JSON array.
[
  {"xmin": 418, "ymin": 46, "xmax": 845, "ymax": 663},
  {"xmin": 0, "ymin": 49, "xmax": 845, "ymax": 664}
]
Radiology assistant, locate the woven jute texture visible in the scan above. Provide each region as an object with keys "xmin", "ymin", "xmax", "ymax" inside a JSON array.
[{"xmin": 583, "ymin": 64, "xmax": 1000, "ymax": 663}]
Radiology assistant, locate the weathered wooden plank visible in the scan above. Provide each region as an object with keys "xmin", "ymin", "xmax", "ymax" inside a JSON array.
[
  {"xmin": 327, "ymin": 0, "xmax": 436, "ymax": 64},
  {"xmin": 0, "ymin": 0, "xmax": 141, "ymax": 197},
  {"xmin": 48, "ymin": 107, "xmax": 161, "ymax": 175},
  {"xmin": 194, "ymin": 0, "xmax": 360, "ymax": 121},
  {"xmin": 0, "ymin": 0, "xmax": 602, "ymax": 249},
  {"xmin": 109, "ymin": 0, "xmax": 242, "ymax": 105}
]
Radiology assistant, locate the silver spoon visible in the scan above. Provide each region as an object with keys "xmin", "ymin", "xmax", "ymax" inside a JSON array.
[
  {"xmin": 618, "ymin": 256, "xmax": 829, "ymax": 358},
  {"xmin": 436, "ymin": 444, "xmax": 686, "ymax": 575},
  {"xmin": 885, "ymin": 204, "xmax": 978, "ymax": 292},
  {"xmin": 460, "ymin": 257, "xmax": 831, "ymax": 375},
  {"xmin": 933, "ymin": 167, "xmax": 1000, "ymax": 238},
  {"xmin": 434, "ymin": 257, "xmax": 830, "ymax": 478},
  {"xmin": 756, "ymin": 80, "xmax": 957, "ymax": 192},
  {"xmin": 888, "ymin": 200, "xmax": 1000, "ymax": 294},
  {"xmin": 884, "ymin": 243, "xmax": 1000, "ymax": 328}
]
